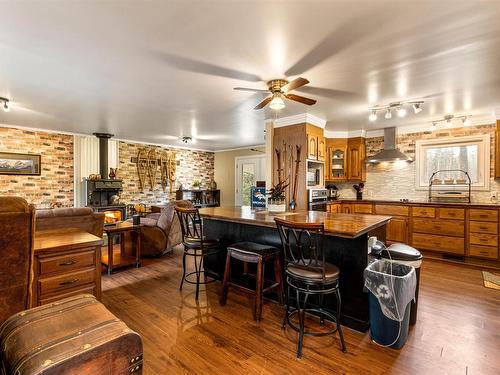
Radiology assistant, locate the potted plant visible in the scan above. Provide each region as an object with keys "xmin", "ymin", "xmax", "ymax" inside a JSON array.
[
  {"xmin": 267, "ymin": 180, "xmax": 289, "ymax": 213},
  {"xmin": 192, "ymin": 179, "xmax": 201, "ymax": 190}
]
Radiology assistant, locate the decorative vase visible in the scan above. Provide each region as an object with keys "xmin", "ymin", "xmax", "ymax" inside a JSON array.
[
  {"xmin": 109, "ymin": 168, "xmax": 117, "ymax": 179},
  {"xmin": 356, "ymin": 192, "xmax": 363, "ymax": 200},
  {"xmin": 268, "ymin": 198, "xmax": 286, "ymax": 213}
]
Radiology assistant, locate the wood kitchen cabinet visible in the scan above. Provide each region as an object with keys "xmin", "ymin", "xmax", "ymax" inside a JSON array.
[
  {"xmin": 326, "ymin": 139, "xmax": 347, "ymax": 181},
  {"xmin": 307, "ymin": 134, "xmax": 317, "ymax": 160},
  {"xmin": 347, "ymin": 137, "xmax": 366, "ymax": 181},
  {"xmin": 317, "ymin": 136, "xmax": 326, "ymax": 161}
]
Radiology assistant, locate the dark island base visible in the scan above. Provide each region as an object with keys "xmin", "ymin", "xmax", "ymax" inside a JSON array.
[{"xmin": 203, "ymin": 218, "xmax": 371, "ymax": 332}]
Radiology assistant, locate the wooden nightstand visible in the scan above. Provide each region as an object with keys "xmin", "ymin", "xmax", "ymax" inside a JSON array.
[{"xmin": 32, "ymin": 229, "xmax": 103, "ymax": 307}]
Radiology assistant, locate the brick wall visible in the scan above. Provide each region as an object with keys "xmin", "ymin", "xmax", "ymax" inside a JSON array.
[
  {"xmin": 118, "ymin": 141, "xmax": 215, "ymax": 205},
  {"xmin": 0, "ymin": 127, "xmax": 74, "ymax": 207},
  {"xmin": 335, "ymin": 123, "xmax": 499, "ymax": 203}
]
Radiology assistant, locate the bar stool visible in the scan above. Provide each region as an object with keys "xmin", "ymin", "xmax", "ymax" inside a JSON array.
[
  {"xmin": 274, "ymin": 217, "xmax": 346, "ymax": 358},
  {"xmin": 220, "ymin": 242, "xmax": 284, "ymax": 321},
  {"xmin": 175, "ymin": 206, "xmax": 220, "ymax": 300}
]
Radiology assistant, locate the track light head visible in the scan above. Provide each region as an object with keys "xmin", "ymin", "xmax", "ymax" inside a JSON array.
[
  {"xmin": 384, "ymin": 109, "xmax": 392, "ymax": 119},
  {"xmin": 430, "ymin": 122, "xmax": 437, "ymax": 131},
  {"xmin": 369, "ymin": 110, "xmax": 377, "ymax": 122},
  {"xmin": 462, "ymin": 116, "xmax": 472, "ymax": 126},
  {"xmin": 1, "ymin": 98, "xmax": 10, "ymax": 112},
  {"xmin": 397, "ymin": 106, "xmax": 407, "ymax": 117},
  {"xmin": 181, "ymin": 136, "xmax": 192, "ymax": 144},
  {"xmin": 412, "ymin": 102, "xmax": 423, "ymax": 114}
]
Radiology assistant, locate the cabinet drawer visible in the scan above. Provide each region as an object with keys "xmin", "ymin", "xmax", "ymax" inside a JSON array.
[
  {"xmin": 412, "ymin": 207, "xmax": 435, "ymax": 218},
  {"xmin": 469, "ymin": 209, "xmax": 498, "ymax": 222},
  {"xmin": 328, "ymin": 204, "xmax": 341, "ymax": 213},
  {"xmin": 412, "ymin": 233, "xmax": 464, "ymax": 255},
  {"xmin": 354, "ymin": 204, "xmax": 373, "ymax": 214},
  {"xmin": 38, "ymin": 249, "xmax": 95, "ymax": 276},
  {"xmin": 413, "ymin": 218, "xmax": 464, "ymax": 237},
  {"xmin": 39, "ymin": 285, "xmax": 96, "ymax": 306},
  {"xmin": 469, "ymin": 233, "xmax": 498, "ymax": 247},
  {"xmin": 38, "ymin": 268, "xmax": 96, "ymax": 296},
  {"xmin": 375, "ymin": 204, "xmax": 409, "ymax": 216},
  {"xmin": 469, "ymin": 245, "xmax": 499, "ymax": 260},
  {"xmin": 469, "ymin": 221, "xmax": 498, "ymax": 234},
  {"xmin": 438, "ymin": 208, "xmax": 464, "ymax": 220}
]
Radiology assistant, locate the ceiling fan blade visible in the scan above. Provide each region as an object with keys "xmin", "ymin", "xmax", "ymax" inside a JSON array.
[
  {"xmin": 285, "ymin": 93, "xmax": 317, "ymax": 106},
  {"xmin": 281, "ymin": 77, "xmax": 309, "ymax": 93},
  {"xmin": 234, "ymin": 87, "xmax": 269, "ymax": 93},
  {"xmin": 254, "ymin": 96, "xmax": 273, "ymax": 110}
]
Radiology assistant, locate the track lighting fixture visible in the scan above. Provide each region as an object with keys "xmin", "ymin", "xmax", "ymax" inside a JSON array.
[
  {"xmin": 368, "ymin": 100, "xmax": 424, "ymax": 121},
  {"xmin": 181, "ymin": 136, "xmax": 192, "ymax": 144},
  {"xmin": 412, "ymin": 102, "xmax": 423, "ymax": 114},
  {"xmin": 0, "ymin": 97, "xmax": 10, "ymax": 112},
  {"xmin": 428, "ymin": 114, "xmax": 472, "ymax": 131}
]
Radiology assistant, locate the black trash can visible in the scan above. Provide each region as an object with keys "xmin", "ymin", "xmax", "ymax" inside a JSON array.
[
  {"xmin": 381, "ymin": 243, "xmax": 422, "ymax": 325},
  {"xmin": 364, "ymin": 260, "xmax": 417, "ymax": 349}
]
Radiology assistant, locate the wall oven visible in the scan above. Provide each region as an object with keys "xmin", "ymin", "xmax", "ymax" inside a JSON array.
[{"xmin": 308, "ymin": 188, "xmax": 328, "ymax": 212}]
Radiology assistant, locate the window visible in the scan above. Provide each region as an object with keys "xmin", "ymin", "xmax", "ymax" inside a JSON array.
[{"xmin": 415, "ymin": 135, "xmax": 490, "ymax": 190}]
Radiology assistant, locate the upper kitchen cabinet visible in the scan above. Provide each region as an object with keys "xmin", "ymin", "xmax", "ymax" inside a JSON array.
[
  {"xmin": 306, "ymin": 125, "xmax": 325, "ymax": 161},
  {"xmin": 326, "ymin": 139, "xmax": 347, "ymax": 181},
  {"xmin": 325, "ymin": 137, "xmax": 366, "ymax": 181},
  {"xmin": 347, "ymin": 137, "xmax": 366, "ymax": 181}
]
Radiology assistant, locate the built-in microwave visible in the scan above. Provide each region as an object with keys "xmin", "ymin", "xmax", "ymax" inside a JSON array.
[{"xmin": 306, "ymin": 160, "xmax": 324, "ymax": 188}]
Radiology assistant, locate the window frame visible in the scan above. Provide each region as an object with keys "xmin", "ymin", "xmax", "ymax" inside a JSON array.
[{"xmin": 415, "ymin": 134, "xmax": 490, "ymax": 191}]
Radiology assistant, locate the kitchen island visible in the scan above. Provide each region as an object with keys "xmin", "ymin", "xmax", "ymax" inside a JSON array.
[{"xmin": 199, "ymin": 206, "xmax": 391, "ymax": 332}]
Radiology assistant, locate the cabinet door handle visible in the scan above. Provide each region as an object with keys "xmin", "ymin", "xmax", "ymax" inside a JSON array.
[
  {"xmin": 59, "ymin": 279, "xmax": 79, "ymax": 286},
  {"xmin": 58, "ymin": 260, "xmax": 77, "ymax": 266}
]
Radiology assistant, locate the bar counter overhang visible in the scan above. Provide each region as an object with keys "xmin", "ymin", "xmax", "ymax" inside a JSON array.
[{"xmin": 199, "ymin": 206, "xmax": 391, "ymax": 332}]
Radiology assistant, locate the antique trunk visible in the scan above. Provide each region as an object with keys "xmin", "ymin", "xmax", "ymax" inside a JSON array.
[{"xmin": 0, "ymin": 294, "xmax": 143, "ymax": 375}]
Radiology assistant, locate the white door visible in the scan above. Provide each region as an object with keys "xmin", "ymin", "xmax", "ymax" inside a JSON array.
[{"xmin": 235, "ymin": 156, "xmax": 266, "ymax": 206}]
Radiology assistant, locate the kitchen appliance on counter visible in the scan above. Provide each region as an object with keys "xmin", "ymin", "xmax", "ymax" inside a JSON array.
[
  {"xmin": 326, "ymin": 184, "xmax": 339, "ymax": 200},
  {"xmin": 308, "ymin": 188, "xmax": 328, "ymax": 211}
]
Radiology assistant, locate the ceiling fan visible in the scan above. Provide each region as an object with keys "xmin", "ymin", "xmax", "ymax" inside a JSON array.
[{"xmin": 234, "ymin": 77, "xmax": 317, "ymax": 110}]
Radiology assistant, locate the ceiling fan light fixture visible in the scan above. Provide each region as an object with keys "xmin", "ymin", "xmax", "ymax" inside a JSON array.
[
  {"xmin": 384, "ymin": 109, "xmax": 392, "ymax": 119},
  {"xmin": 269, "ymin": 93, "xmax": 285, "ymax": 110},
  {"xmin": 369, "ymin": 110, "xmax": 377, "ymax": 122}
]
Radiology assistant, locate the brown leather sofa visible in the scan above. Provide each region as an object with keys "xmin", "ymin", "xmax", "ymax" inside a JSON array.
[
  {"xmin": 0, "ymin": 197, "xmax": 35, "ymax": 323},
  {"xmin": 35, "ymin": 207, "xmax": 105, "ymax": 237},
  {"xmin": 129, "ymin": 200, "xmax": 193, "ymax": 257}
]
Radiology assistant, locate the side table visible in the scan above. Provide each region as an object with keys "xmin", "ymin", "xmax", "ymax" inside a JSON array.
[{"xmin": 102, "ymin": 221, "xmax": 141, "ymax": 275}]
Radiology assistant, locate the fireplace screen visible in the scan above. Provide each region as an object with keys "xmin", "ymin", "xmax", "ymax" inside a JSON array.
[{"xmin": 103, "ymin": 210, "xmax": 122, "ymax": 224}]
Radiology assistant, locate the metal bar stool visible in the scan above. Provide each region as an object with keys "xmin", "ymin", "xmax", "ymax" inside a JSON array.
[
  {"xmin": 274, "ymin": 217, "xmax": 346, "ymax": 358},
  {"xmin": 220, "ymin": 242, "xmax": 284, "ymax": 321},
  {"xmin": 175, "ymin": 206, "xmax": 220, "ymax": 300}
]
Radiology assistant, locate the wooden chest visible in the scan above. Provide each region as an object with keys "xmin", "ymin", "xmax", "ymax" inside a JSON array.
[{"xmin": 0, "ymin": 294, "xmax": 143, "ymax": 375}]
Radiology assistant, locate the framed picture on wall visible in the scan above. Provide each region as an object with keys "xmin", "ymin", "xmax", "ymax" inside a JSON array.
[{"xmin": 0, "ymin": 152, "xmax": 41, "ymax": 175}]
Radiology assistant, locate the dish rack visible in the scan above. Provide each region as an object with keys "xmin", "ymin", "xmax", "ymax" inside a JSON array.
[{"xmin": 428, "ymin": 169, "xmax": 471, "ymax": 203}]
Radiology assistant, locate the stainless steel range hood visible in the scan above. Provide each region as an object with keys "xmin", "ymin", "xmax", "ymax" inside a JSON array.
[{"xmin": 366, "ymin": 127, "xmax": 412, "ymax": 163}]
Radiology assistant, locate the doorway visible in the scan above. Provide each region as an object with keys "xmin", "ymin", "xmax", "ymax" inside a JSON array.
[{"xmin": 235, "ymin": 155, "xmax": 266, "ymax": 206}]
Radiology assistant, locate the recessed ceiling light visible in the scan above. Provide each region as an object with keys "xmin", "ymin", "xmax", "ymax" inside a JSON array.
[
  {"xmin": 384, "ymin": 109, "xmax": 392, "ymax": 119},
  {"xmin": 369, "ymin": 110, "xmax": 377, "ymax": 122}
]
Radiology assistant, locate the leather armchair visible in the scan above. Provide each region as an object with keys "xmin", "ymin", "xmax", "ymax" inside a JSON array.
[
  {"xmin": 0, "ymin": 197, "xmax": 35, "ymax": 323},
  {"xmin": 35, "ymin": 207, "xmax": 105, "ymax": 237},
  {"xmin": 130, "ymin": 200, "xmax": 193, "ymax": 257}
]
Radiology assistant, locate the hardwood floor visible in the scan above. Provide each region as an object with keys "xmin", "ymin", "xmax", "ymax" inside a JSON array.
[{"xmin": 102, "ymin": 247, "xmax": 500, "ymax": 375}]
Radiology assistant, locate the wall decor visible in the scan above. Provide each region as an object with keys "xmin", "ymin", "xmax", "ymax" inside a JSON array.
[
  {"xmin": 0, "ymin": 152, "xmax": 41, "ymax": 175},
  {"xmin": 147, "ymin": 149, "xmax": 158, "ymax": 189},
  {"xmin": 136, "ymin": 148, "xmax": 148, "ymax": 191},
  {"xmin": 168, "ymin": 153, "xmax": 176, "ymax": 193},
  {"xmin": 160, "ymin": 151, "xmax": 169, "ymax": 192}
]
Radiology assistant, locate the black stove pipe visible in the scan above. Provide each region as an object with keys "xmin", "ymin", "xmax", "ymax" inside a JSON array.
[{"xmin": 93, "ymin": 132, "xmax": 114, "ymax": 179}]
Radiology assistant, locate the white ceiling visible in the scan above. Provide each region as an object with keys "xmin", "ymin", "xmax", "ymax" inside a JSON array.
[{"xmin": 1, "ymin": 1, "xmax": 500, "ymax": 150}]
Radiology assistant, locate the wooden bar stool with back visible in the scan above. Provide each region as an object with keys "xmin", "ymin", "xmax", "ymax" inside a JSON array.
[
  {"xmin": 175, "ymin": 206, "xmax": 221, "ymax": 300},
  {"xmin": 274, "ymin": 217, "xmax": 346, "ymax": 358}
]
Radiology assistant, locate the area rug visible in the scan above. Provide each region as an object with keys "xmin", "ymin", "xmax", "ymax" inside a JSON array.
[{"xmin": 482, "ymin": 271, "xmax": 500, "ymax": 290}]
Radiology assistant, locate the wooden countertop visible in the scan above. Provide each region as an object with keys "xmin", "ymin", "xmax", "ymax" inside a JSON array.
[
  {"xmin": 330, "ymin": 199, "xmax": 500, "ymax": 209},
  {"xmin": 35, "ymin": 228, "xmax": 103, "ymax": 253},
  {"xmin": 199, "ymin": 206, "xmax": 391, "ymax": 238}
]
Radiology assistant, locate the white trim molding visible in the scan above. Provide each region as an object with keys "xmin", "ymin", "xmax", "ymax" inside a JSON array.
[
  {"xmin": 324, "ymin": 129, "xmax": 367, "ymax": 138},
  {"xmin": 271, "ymin": 113, "xmax": 327, "ymax": 129}
]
